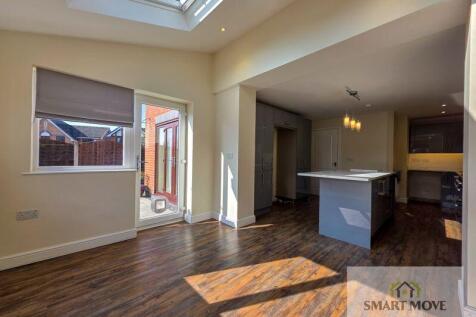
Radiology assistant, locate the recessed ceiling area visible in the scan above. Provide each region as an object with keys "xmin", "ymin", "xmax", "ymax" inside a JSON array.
[
  {"xmin": 255, "ymin": 2, "xmax": 466, "ymax": 120},
  {"xmin": 0, "ymin": 0, "xmax": 297, "ymax": 52}
]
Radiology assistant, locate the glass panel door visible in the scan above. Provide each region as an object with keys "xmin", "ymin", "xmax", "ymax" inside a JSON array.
[
  {"xmin": 134, "ymin": 94, "xmax": 186, "ymax": 228},
  {"xmin": 155, "ymin": 121, "xmax": 179, "ymax": 206}
]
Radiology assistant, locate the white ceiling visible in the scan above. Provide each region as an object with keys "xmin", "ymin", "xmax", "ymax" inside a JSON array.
[
  {"xmin": 0, "ymin": 0, "xmax": 297, "ymax": 52},
  {"xmin": 256, "ymin": 1, "xmax": 467, "ymax": 119}
]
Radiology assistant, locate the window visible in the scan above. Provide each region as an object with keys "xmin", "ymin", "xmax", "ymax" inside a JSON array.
[
  {"xmin": 32, "ymin": 68, "xmax": 135, "ymax": 172},
  {"xmin": 36, "ymin": 119, "xmax": 125, "ymax": 167}
]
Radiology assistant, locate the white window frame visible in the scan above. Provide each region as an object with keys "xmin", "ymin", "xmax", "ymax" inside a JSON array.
[
  {"xmin": 31, "ymin": 120, "xmax": 135, "ymax": 173},
  {"xmin": 30, "ymin": 69, "xmax": 135, "ymax": 173}
]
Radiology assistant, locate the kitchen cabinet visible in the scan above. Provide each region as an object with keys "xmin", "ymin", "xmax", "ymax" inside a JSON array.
[
  {"xmin": 254, "ymin": 102, "xmax": 311, "ymax": 214},
  {"xmin": 273, "ymin": 108, "xmax": 298, "ymax": 129},
  {"xmin": 409, "ymin": 116, "xmax": 463, "ymax": 153}
]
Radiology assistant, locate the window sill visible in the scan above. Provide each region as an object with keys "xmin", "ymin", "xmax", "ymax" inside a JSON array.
[{"xmin": 22, "ymin": 169, "xmax": 136, "ymax": 175}]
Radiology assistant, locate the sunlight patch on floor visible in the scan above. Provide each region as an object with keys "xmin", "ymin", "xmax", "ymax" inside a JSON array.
[
  {"xmin": 238, "ymin": 224, "xmax": 274, "ymax": 230},
  {"xmin": 444, "ymin": 218, "xmax": 462, "ymax": 241},
  {"xmin": 185, "ymin": 257, "xmax": 338, "ymax": 305}
]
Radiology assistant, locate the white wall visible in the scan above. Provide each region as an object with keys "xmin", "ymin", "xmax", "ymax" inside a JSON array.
[
  {"xmin": 312, "ymin": 111, "xmax": 395, "ymax": 173},
  {"xmin": 212, "ymin": 0, "xmax": 444, "ymax": 93},
  {"xmin": 237, "ymin": 86, "xmax": 256, "ymax": 223},
  {"xmin": 214, "ymin": 85, "xmax": 256, "ymax": 227},
  {"xmin": 464, "ymin": 0, "xmax": 476, "ymax": 309},
  {"xmin": 0, "ymin": 30, "xmax": 215, "ymax": 258},
  {"xmin": 215, "ymin": 87, "xmax": 240, "ymax": 222}
]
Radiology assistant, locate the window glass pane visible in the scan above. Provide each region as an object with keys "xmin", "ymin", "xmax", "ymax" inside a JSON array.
[
  {"xmin": 157, "ymin": 127, "xmax": 166, "ymax": 191},
  {"xmin": 38, "ymin": 118, "xmax": 124, "ymax": 166},
  {"xmin": 166, "ymin": 128, "xmax": 173, "ymax": 192}
]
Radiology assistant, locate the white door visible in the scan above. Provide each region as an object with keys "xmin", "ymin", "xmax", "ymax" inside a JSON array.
[
  {"xmin": 314, "ymin": 128, "xmax": 339, "ymax": 170},
  {"xmin": 311, "ymin": 128, "xmax": 340, "ymax": 194},
  {"xmin": 134, "ymin": 94, "xmax": 187, "ymax": 229}
]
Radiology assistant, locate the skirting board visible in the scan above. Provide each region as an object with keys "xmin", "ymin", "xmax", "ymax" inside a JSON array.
[
  {"xmin": 137, "ymin": 217, "xmax": 183, "ymax": 231},
  {"xmin": 185, "ymin": 211, "xmax": 256, "ymax": 228},
  {"xmin": 184, "ymin": 211, "xmax": 217, "ymax": 224},
  {"xmin": 216, "ymin": 213, "xmax": 256, "ymax": 228},
  {"xmin": 459, "ymin": 280, "xmax": 476, "ymax": 317},
  {"xmin": 396, "ymin": 197, "xmax": 408, "ymax": 204},
  {"xmin": 0, "ymin": 229, "xmax": 137, "ymax": 271}
]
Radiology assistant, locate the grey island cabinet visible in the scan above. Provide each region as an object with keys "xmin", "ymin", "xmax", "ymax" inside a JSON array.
[{"xmin": 298, "ymin": 170, "xmax": 395, "ymax": 249}]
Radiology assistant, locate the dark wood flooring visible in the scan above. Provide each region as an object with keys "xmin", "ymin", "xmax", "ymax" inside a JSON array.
[{"xmin": 0, "ymin": 197, "xmax": 461, "ymax": 316}]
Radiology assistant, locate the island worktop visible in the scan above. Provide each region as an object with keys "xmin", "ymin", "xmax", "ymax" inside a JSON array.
[
  {"xmin": 297, "ymin": 170, "xmax": 394, "ymax": 182},
  {"xmin": 299, "ymin": 170, "xmax": 395, "ymax": 249}
]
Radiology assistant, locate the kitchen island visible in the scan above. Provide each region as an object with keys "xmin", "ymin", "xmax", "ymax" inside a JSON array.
[{"xmin": 298, "ymin": 170, "xmax": 395, "ymax": 249}]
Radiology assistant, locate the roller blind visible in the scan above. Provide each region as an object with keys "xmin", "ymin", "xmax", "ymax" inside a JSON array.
[{"xmin": 35, "ymin": 68, "xmax": 134, "ymax": 127}]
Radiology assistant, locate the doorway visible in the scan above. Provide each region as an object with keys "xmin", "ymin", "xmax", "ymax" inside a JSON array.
[
  {"xmin": 134, "ymin": 94, "xmax": 186, "ymax": 228},
  {"xmin": 311, "ymin": 128, "xmax": 340, "ymax": 194},
  {"xmin": 275, "ymin": 128, "xmax": 297, "ymax": 201}
]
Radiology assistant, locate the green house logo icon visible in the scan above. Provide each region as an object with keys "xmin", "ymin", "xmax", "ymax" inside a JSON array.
[{"xmin": 389, "ymin": 281, "xmax": 422, "ymax": 299}]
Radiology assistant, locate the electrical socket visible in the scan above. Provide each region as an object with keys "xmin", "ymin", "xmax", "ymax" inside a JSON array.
[{"xmin": 16, "ymin": 210, "xmax": 39, "ymax": 221}]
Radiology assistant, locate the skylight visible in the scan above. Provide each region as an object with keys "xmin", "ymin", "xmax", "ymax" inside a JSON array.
[
  {"xmin": 67, "ymin": 0, "xmax": 223, "ymax": 31},
  {"xmin": 138, "ymin": 0, "xmax": 196, "ymax": 12}
]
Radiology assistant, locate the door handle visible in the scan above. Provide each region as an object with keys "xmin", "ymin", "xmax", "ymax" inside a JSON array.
[{"xmin": 136, "ymin": 155, "xmax": 141, "ymax": 172}]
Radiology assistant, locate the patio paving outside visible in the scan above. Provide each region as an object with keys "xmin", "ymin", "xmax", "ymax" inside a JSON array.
[{"xmin": 140, "ymin": 197, "xmax": 179, "ymax": 220}]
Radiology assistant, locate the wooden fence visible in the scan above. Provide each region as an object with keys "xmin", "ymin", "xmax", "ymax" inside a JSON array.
[
  {"xmin": 39, "ymin": 138, "xmax": 122, "ymax": 166},
  {"xmin": 78, "ymin": 140, "xmax": 123, "ymax": 165}
]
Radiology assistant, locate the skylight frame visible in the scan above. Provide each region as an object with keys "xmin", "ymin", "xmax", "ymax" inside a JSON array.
[{"xmin": 134, "ymin": 0, "xmax": 196, "ymax": 12}]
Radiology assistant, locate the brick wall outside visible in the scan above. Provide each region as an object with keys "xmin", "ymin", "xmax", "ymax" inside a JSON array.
[
  {"xmin": 39, "ymin": 119, "xmax": 75, "ymax": 166},
  {"xmin": 144, "ymin": 106, "xmax": 173, "ymax": 194}
]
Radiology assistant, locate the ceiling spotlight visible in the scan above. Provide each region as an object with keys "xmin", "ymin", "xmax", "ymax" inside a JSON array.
[
  {"xmin": 365, "ymin": 104, "xmax": 372, "ymax": 108},
  {"xmin": 442, "ymin": 104, "xmax": 447, "ymax": 107},
  {"xmin": 220, "ymin": 27, "xmax": 226, "ymax": 32},
  {"xmin": 441, "ymin": 110, "xmax": 446, "ymax": 114}
]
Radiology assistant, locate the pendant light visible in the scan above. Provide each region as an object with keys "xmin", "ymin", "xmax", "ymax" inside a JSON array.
[
  {"xmin": 356, "ymin": 121, "xmax": 362, "ymax": 132},
  {"xmin": 343, "ymin": 114, "xmax": 350, "ymax": 128},
  {"xmin": 350, "ymin": 118, "xmax": 356, "ymax": 130}
]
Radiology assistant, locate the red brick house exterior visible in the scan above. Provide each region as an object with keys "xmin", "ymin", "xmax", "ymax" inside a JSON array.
[
  {"xmin": 144, "ymin": 107, "xmax": 171, "ymax": 194},
  {"xmin": 39, "ymin": 119, "xmax": 76, "ymax": 144}
]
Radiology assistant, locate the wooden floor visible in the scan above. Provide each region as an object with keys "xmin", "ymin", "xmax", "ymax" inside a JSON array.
[{"xmin": 0, "ymin": 198, "xmax": 461, "ymax": 317}]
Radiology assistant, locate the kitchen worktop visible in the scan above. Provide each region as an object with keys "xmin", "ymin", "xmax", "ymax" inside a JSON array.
[{"xmin": 297, "ymin": 170, "xmax": 394, "ymax": 182}]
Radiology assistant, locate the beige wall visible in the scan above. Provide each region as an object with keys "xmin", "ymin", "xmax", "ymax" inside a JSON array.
[
  {"xmin": 394, "ymin": 114, "xmax": 409, "ymax": 202},
  {"xmin": 312, "ymin": 111, "xmax": 395, "ymax": 173},
  {"xmin": 212, "ymin": 0, "xmax": 443, "ymax": 92},
  {"xmin": 0, "ymin": 30, "xmax": 215, "ymax": 257}
]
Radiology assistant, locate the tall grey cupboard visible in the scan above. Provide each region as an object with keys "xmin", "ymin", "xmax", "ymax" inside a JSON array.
[{"xmin": 254, "ymin": 102, "xmax": 311, "ymax": 215}]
